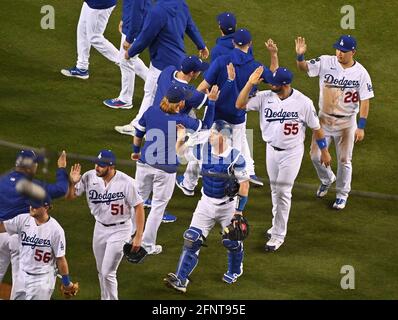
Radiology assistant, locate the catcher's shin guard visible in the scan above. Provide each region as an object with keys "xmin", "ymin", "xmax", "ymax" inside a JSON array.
[
  {"xmin": 175, "ymin": 227, "xmax": 204, "ymax": 282},
  {"xmin": 222, "ymin": 239, "xmax": 244, "ymax": 276}
]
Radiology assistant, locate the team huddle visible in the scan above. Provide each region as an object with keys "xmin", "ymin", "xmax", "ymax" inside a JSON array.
[{"xmin": 0, "ymin": 0, "xmax": 374, "ymax": 299}]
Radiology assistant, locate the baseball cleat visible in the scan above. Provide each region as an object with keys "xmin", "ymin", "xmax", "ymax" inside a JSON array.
[
  {"xmin": 164, "ymin": 273, "xmax": 188, "ymax": 293},
  {"xmin": 265, "ymin": 238, "xmax": 284, "ymax": 252},
  {"xmin": 175, "ymin": 175, "xmax": 194, "ymax": 196},
  {"xmin": 61, "ymin": 67, "xmax": 89, "ymax": 79},
  {"xmin": 114, "ymin": 123, "xmax": 135, "ymax": 136},
  {"xmin": 103, "ymin": 98, "xmax": 133, "ymax": 109},
  {"xmin": 143, "ymin": 199, "xmax": 152, "ymax": 208},
  {"xmin": 316, "ymin": 175, "xmax": 336, "ymax": 198},
  {"xmin": 333, "ymin": 198, "xmax": 346, "ymax": 210},
  {"xmin": 249, "ymin": 175, "xmax": 264, "ymax": 187},
  {"xmin": 222, "ymin": 271, "xmax": 239, "ymax": 284},
  {"xmin": 162, "ymin": 212, "xmax": 177, "ymax": 223},
  {"xmin": 265, "ymin": 231, "xmax": 272, "ymax": 240},
  {"xmin": 147, "ymin": 245, "xmax": 162, "ymax": 255}
]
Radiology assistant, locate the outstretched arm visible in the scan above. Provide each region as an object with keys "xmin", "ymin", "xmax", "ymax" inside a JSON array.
[
  {"xmin": 236, "ymin": 66, "xmax": 264, "ymax": 109},
  {"xmin": 265, "ymin": 39, "xmax": 279, "ymax": 72},
  {"xmin": 65, "ymin": 164, "xmax": 81, "ymax": 200}
]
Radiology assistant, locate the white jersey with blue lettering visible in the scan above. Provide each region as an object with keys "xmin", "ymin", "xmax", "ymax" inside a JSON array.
[
  {"xmin": 4, "ymin": 214, "xmax": 65, "ymax": 275},
  {"xmin": 75, "ymin": 170, "xmax": 143, "ymax": 225},
  {"xmin": 246, "ymin": 89, "xmax": 320, "ymax": 150},
  {"xmin": 306, "ymin": 55, "xmax": 374, "ymax": 117}
]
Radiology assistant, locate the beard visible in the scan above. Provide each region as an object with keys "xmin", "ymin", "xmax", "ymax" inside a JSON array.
[
  {"xmin": 271, "ymin": 87, "xmax": 283, "ymax": 93},
  {"xmin": 96, "ymin": 167, "xmax": 109, "ymax": 177}
]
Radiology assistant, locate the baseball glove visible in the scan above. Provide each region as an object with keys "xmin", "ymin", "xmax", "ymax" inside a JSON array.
[
  {"xmin": 222, "ymin": 214, "xmax": 249, "ymax": 241},
  {"xmin": 224, "ymin": 177, "xmax": 240, "ymax": 198},
  {"xmin": 123, "ymin": 243, "xmax": 147, "ymax": 264},
  {"xmin": 60, "ymin": 282, "xmax": 79, "ymax": 299}
]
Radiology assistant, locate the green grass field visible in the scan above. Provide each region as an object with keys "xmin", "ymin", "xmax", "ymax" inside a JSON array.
[{"xmin": 1, "ymin": 0, "xmax": 397, "ymax": 300}]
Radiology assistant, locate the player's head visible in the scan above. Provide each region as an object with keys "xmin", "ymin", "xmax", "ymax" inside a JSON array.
[
  {"xmin": 161, "ymin": 86, "xmax": 192, "ymax": 114},
  {"xmin": 265, "ymin": 67, "xmax": 293, "ymax": 94},
  {"xmin": 15, "ymin": 149, "xmax": 43, "ymax": 176},
  {"xmin": 210, "ymin": 120, "xmax": 233, "ymax": 148},
  {"xmin": 333, "ymin": 35, "xmax": 357, "ymax": 64},
  {"xmin": 233, "ymin": 29, "xmax": 252, "ymax": 50},
  {"xmin": 29, "ymin": 194, "xmax": 52, "ymax": 218},
  {"xmin": 94, "ymin": 149, "xmax": 116, "ymax": 177},
  {"xmin": 217, "ymin": 12, "xmax": 236, "ymax": 35},
  {"xmin": 180, "ymin": 55, "xmax": 209, "ymax": 80}
]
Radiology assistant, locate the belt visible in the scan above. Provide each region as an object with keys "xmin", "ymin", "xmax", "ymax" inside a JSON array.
[
  {"xmin": 271, "ymin": 146, "xmax": 286, "ymax": 151},
  {"xmin": 326, "ymin": 113, "xmax": 347, "ymax": 119},
  {"xmin": 217, "ymin": 197, "xmax": 235, "ymax": 206},
  {"xmin": 98, "ymin": 221, "xmax": 126, "ymax": 227},
  {"xmin": 24, "ymin": 271, "xmax": 49, "ymax": 276}
]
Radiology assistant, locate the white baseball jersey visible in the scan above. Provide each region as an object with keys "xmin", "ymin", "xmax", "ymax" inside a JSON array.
[
  {"xmin": 246, "ymin": 89, "xmax": 320, "ymax": 149},
  {"xmin": 307, "ymin": 55, "xmax": 374, "ymax": 116},
  {"xmin": 4, "ymin": 214, "xmax": 65, "ymax": 275},
  {"xmin": 75, "ymin": 170, "xmax": 143, "ymax": 225}
]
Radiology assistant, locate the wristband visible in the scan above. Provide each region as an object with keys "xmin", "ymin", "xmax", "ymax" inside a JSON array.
[
  {"xmin": 62, "ymin": 275, "xmax": 71, "ymax": 287},
  {"xmin": 236, "ymin": 194, "xmax": 248, "ymax": 212},
  {"xmin": 316, "ymin": 138, "xmax": 327, "ymax": 150},
  {"xmin": 132, "ymin": 145, "xmax": 141, "ymax": 154},
  {"xmin": 358, "ymin": 117, "xmax": 367, "ymax": 129},
  {"xmin": 297, "ymin": 54, "xmax": 305, "ymax": 62}
]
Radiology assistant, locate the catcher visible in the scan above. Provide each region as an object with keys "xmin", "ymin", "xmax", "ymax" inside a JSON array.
[
  {"xmin": 0, "ymin": 195, "xmax": 78, "ymax": 300},
  {"xmin": 164, "ymin": 120, "xmax": 250, "ymax": 293}
]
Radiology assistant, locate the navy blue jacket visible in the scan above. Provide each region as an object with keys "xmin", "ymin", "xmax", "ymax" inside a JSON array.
[
  {"xmin": 122, "ymin": 0, "xmax": 151, "ymax": 44},
  {"xmin": 0, "ymin": 169, "xmax": 69, "ymax": 221},
  {"xmin": 128, "ymin": 0, "xmax": 206, "ymax": 70}
]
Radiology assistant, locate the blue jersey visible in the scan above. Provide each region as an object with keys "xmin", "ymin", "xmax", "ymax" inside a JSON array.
[
  {"xmin": 122, "ymin": 0, "xmax": 151, "ymax": 43},
  {"xmin": 85, "ymin": 0, "xmax": 117, "ymax": 10},
  {"xmin": 0, "ymin": 169, "xmax": 69, "ymax": 221},
  {"xmin": 210, "ymin": 34, "xmax": 254, "ymax": 63},
  {"xmin": 153, "ymin": 66, "xmax": 207, "ymax": 114},
  {"xmin": 190, "ymin": 144, "xmax": 247, "ymax": 199},
  {"xmin": 205, "ymin": 48, "xmax": 272, "ymax": 124},
  {"xmin": 135, "ymin": 106, "xmax": 203, "ymax": 173},
  {"xmin": 128, "ymin": 0, "xmax": 206, "ymax": 70}
]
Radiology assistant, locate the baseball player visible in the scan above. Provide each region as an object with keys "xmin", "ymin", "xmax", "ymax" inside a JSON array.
[
  {"xmin": 0, "ymin": 195, "xmax": 77, "ymax": 300},
  {"xmin": 197, "ymin": 28, "xmax": 279, "ymax": 187},
  {"xmin": 65, "ymin": 150, "xmax": 145, "ymax": 300},
  {"xmin": 236, "ymin": 67, "xmax": 332, "ymax": 251},
  {"xmin": 61, "ymin": 0, "xmax": 120, "ymax": 79},
  {"xmin": 295, "ymin": 35, "xmax": 374, "ymax": 209},
  {"xmin": 103, "ymin": 0, "xmax": 150, "ymax": 109},
  {"xmin": 164, "ymin": 120, "xmax": 250, "ymax": 293},
  {"xmin": 0, "ymin": 150, "xmax": 70, "ymax": 299},
  {"xmin": 114, "ymin": 0, "xmax": 209, "ymax": 136},
  {"xmin": 131, "ymin": 85, "xmax": 218, "ymax": 255},
  {"xmin": 211, "ymin": 12, "xmax": 253, "ymax": 62}
]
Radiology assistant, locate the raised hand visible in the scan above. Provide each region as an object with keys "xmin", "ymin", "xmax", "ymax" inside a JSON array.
[
  {"xmin": 295, "ymin": 37, "xmax": 307, "ymax": 55},
  {"xmin": 198, "ymin": 47, "xmax": 209, "ymax": 59},
  {"xmin": 227, "ymin": 63, "xmax": 236, "ymax": 81},
  {"xmin": 69, "ymin": 164, "xmax": 81, "ymax": 184},
  {"xmin": 265, "ymin": 39, "xmax": 278, "ymax": 54},
  {"xmin": 57, "ymin": 150, "xmax": 67, "ymax": 168},
  {"xmin": 206, "ymin": 85, "xmax": 220, "ymax": 101},
  {"xmin": 176, "ymin": 124, "xmax": 186, "ymax": 141},
  {"xmin": 248, "ymin": 66, "xmax": 264, "ymax": 85}
]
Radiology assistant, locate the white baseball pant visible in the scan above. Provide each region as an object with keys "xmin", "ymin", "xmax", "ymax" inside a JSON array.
[
  {"xmin": 21, "ymin": 271, "xmax": 56, "ymax": 300},
  {"xmin": 0, "ymin": 233, "xmax": 10, "ymax": 283},
  {"xmin": 131, "ymin": 63, "xmax": 162, "ymax": 127},
  {"xmin": 135, "ymin": 162, "xmax": 176, "ymax": 252},
  {"xmin": 93, "ymin": 219, "xmax": 132, "ymax": 300},
  {"xmin": 231, "ymin": 122, "xmax": 255, "ymax": 176},
  {"xmin": 118, "ymin": 33, "xmax": 148, "ymax": 105},
  {"xmin": 266, "ymin": 143, "xmax": 304, "ymax": 241},
  {"xmin": 76, "ymin": 2, "xmax": 119, "ymax": 70},
  {"xmin": 310, "ymin": 115, "xmax": 356, "ymax": 200}
]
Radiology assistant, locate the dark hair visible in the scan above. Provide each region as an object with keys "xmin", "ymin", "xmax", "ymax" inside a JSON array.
[{"xmin": 221, "ymin": 27, "xmax": 235, "ymax": 35}]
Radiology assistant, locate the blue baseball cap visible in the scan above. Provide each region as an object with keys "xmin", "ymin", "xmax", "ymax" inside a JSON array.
[
  {"xmin": 30, "ymin": 194, "xmax": 52, "ymax": 209},
  {"xmin": 166, "ymin": 85, "xmax": 192, "ymax": 103},
  {"xmin": 15, "ymin": 150, "xmax": 43, "ymax": 167},
  {"xmin": 233, "ymin": 28, "xmax": 252, "ymax": 46},
  {"xmin": 217, "ymin": 12, "xmax": 236, "ymax": 34},
  {"xmin": 94, "ymin": 149, "xmax": 116, "ymax": 167},
  {"xmin": 333, "ymin": 35, "xmax": 357, "ymax": 52},
  {"xmin": 265, "ymin": 67, "xmax": 293, "ymax": 86},
  {"xmin": 181, "ymin": 55, "xmax": 209, "ymax": 74}
]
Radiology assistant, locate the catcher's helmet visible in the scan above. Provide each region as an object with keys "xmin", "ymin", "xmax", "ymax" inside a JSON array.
[{"xmin": 211, "ymin": 120, "xmax": 232, "ymax": 137}]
